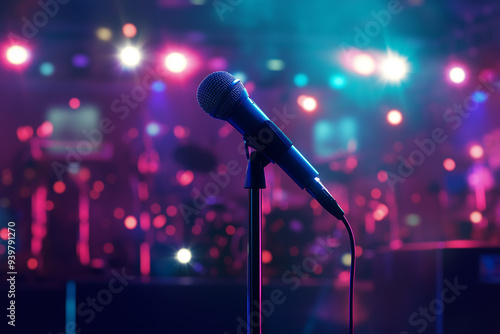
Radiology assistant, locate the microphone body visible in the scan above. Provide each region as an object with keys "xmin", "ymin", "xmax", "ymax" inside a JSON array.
[{"xmin": 197, "ymin": 72, "xmax": 344, "ymax": 219}]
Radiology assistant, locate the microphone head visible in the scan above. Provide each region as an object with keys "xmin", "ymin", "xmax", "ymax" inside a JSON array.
[{"xmin": 196, "ymin": 71, "xmax": 246, "ymax": 120}]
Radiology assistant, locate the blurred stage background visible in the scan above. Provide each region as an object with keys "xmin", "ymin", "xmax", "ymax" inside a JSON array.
[{"xmin": 1, "ymin": 0, "xmax": 500, "ymax": 333}]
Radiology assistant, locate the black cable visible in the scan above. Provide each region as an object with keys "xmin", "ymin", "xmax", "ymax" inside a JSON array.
[{"xmin": 340, "ymin": 215, "xmax": 355, "ymax": 334}]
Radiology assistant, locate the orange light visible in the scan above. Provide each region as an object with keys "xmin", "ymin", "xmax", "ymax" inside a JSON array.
[
  {"xmin": 352, "ymin": 53, "xmax": 375, "ymax": 75},
  {"xmin": 470, "ymin": 211, "xmax": 482, "ymax": 224},
  {"xmin": 297, "ymin": 95, "xmax": 318, "ymax": 112},
  {"xmin": 387, "ymin": 110, "xmax": 403, "ymax": 125},
  {"xmin": 124, "ymin": 216, "xmax": 137, "ymax": 229},
  {"xmin": 469, "ymin": 145, "xmax": 484, "ymax": 159}
]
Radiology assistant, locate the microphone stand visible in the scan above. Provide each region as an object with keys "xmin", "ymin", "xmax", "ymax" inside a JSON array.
[{"xmin": 244, "ymin": 139, "xmax": 270, "ymax": 334}]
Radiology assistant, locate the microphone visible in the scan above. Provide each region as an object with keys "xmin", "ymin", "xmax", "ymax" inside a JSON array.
[{"xmin": 196, "ymin": 71, "xmax": 345, "ymax": 220}]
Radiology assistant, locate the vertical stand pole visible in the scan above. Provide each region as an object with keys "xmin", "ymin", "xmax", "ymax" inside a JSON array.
[
  {"xmin": 247, "ymin": 188, "xmax": 262, "ymax": 333},
  {"xmin": 244, "ymin": 149, "xmax": 268, "ymax": 334}
]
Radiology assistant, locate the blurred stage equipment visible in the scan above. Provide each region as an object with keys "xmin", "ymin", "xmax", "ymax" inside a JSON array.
[
  {"xmin": 373, "ymin": 241, "xmax": 500, "ymax": 334},
  {"xmin": 197, "ymin": 71, "xmax": 356, "ymax": 334}
]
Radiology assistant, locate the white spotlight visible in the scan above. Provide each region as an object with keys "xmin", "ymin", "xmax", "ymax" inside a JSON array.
[
  {"xmin": 176, "ymin": 248, "xmax": 192, "ymax": 264},
  {"xmin": 381, "ymin": 54, "xmax": 409, "ymax": 82},
  {"xmin": 120, "ymin": 46, "xmax": 141, "ymax": 68}
]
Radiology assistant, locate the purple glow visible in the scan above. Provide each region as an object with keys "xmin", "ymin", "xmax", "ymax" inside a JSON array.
[{"xmin": 72, "ymin": 54, "xmax": 90, "ymax": 68}]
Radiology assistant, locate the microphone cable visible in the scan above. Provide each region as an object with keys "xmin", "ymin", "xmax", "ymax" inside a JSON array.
[{"xmin": 340, "ymin": 215, "xmax": 355, "ymax": 334}]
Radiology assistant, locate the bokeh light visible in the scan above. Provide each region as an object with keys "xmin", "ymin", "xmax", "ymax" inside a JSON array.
[
  {"xmin": 53, "ymin": 181, "xmax": 66, "ymax": 194},
  {"xmin": 17, "ymin": 126, "xmax": 33, "ymax": 142},
  {"xmin": 472, "ymin": 91, "xmax": 488, "ymax": 103},
  {"xmin": 371, "ymin": 188, "xmax": 382, "ymax": 199},
  {"xmin": 69, "ymin": 98, "xmax": 80, "ymax": 109},
  {"xmin": 166, "ymin": 205, "xmax": 178, "ymax": 217},
  {"xmin": 297, "ymin": 95, "xmax": 318, "ymax": 113},
  {"xmin": 40, "ymin": 62, "xmax": 55, "ymax": 76},
  {"xmin": 6, "ymin": 45, "xmax": 29, "ymax": 65},
  {"xmin": 443, "ymin": 158, "xmax": 456, "ymax": 171},
  {"xmin": 165, "ymin": 52, "xmax": 187, "ymax": 73},
  {"xmin": 96, "ymin": 27, "xmax": 113, "ymax": 41},
  {"xmin": 153, "ymin": 215, "xmax": 167, "ymax": 228},
  {"xmin": 387, "ymin": 109, "xmax": 403, "ymax": 125},
  {"xmin": 151, "ymin": 81, "xmax": 166, "ymax": 92},
  {"xmin": 124, "ymin": 216, "xmax": 137, "ymax": 229},
  {"xmin": 293, "ymin": 73, "xmax": 308, "ymax": 87},
  {"xmin": 72, "ymin": 54, "xmax": 90, "ymax": 68},
  {"xmin": 176, "ymin": 170, "xmax": 194, "ymax": 186},
  {"xmin": 27, "ymin": 258, "xmax": 38, "ymax": 270},
  {"xmin": 469, "ymin": 145, "xmax": 484, "ymax": 159},
  {"xmin": 176, "ymin": 248, "xmax": 192, "ymax": 264},
  {"xmin": 146, "ymin": 122, "xmax": 161, "ymax": 136},
  {"xmin": 120, "ymin": 46, "xmax": 141, "ymax": 67},
  {"xmin": 377, "ymin": 170, "xmax": 388, "ymax": 182},
  {"xmin": 266, "ymin": 59, "xmax": 285, "ymax": 71},
  {"xmin": 381, "ymin": 54, "xmax": 409, "ymax": 82},
  {"xmin": 233, "ymin": 71, "xmax": 247, "ymax": 83},
  {"xmin": 352, "ymin": 53, "xmax": 375, "ymax": 75},
  {"xmin": 262, "ymin": 250, "xmax": 272, "ymax": 264},
  {"xmin": 469, "ymin": 211, "xmax": 482, "ymax": 224},
  {"xmin": 36, "ymin": 121, "xmax": 53, "ymax": 138},
  {"xmin": 341, "ymin": 253, "xmax": 352, "ymax": 267},
  {"xmin": 165, "ymin": 225, "xmax": 176, "ymax": 236},
  {"xmin": 405, "ymin": 214, "xmax": 421, "ymax": 226},
  {"xmin": 122, "ymin": 23, "xmax": 137, "ymax": 38},
  {"xmin": 113, "ymin": 207, "xmax": 125, "ymax": 219},
  {"xmin": 449, "ymin": 66, "xmax": 466, "ymax": 84},
  {"xmin": 329, "ymin": 74, "xmax": 346, "ymax": 89}
]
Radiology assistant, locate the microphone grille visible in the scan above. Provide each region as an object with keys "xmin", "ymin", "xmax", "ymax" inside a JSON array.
[{"xmin": 196, "ymin": 71, "xmax": 245, "ymax": 120}]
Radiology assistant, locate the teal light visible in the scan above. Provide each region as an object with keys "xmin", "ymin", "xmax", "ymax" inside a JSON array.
[
  {"xmin": 266, "ymin": 59, "xmax": 285, "ymax": 71},
  {"xmin": 405, "ymin": 214, "xmax": 421, "ymax": 226},
  {"xmin": 329, "ymin": 75, "xmax": 346, "ymax": 89},
  {"xmin": 40, "ymin": 62, "xmax": 54, "ymax": 76},
  {"xmin": 314, "ymin": 117, "xmax": 358, "ymax": 158},
  {"xmin": 293, "ymin": 73, "xmax": 308, "ymax": 87},
  {"xmin": 233, "ymin": 71, "xmax": 247, "ymax": 83}
]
